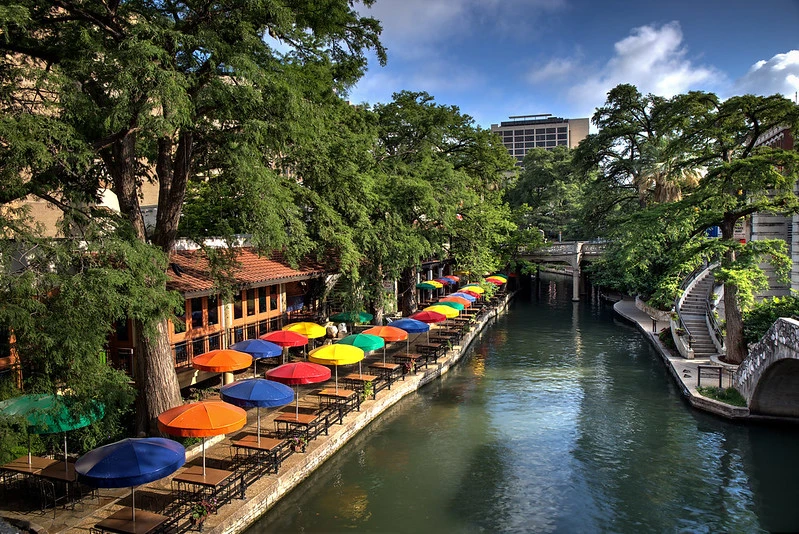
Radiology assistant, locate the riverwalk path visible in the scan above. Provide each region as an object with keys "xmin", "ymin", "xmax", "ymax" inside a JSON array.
[
  {"xmin": 0, "ymin": 295, "xmax": 513, "ymax": 534},
  {"xmin": 613, "ymin": 296, "xmax": 748, "ymax": 419}
]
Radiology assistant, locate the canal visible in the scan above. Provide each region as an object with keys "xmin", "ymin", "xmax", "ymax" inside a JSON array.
[{"xmin": 248, "ymin": 275, "xmax": 799, "ymax": 533}]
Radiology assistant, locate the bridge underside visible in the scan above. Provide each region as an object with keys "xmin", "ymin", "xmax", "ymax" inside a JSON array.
[{"xmin": 749, "ymin": 359, "xmax": 799, "ymax": 417}]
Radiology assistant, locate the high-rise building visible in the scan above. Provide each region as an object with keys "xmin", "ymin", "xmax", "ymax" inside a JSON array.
[{"xmin": 490, "ymin": 114, "xmax": 590, "ymax": 165}]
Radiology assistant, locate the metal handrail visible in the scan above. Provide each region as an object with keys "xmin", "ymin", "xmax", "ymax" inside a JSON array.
[{"xmin": 672, "ymin": 258, "xmax": 719, "ymax": 350}]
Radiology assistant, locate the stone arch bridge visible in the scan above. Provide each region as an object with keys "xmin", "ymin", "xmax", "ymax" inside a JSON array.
[
  {"xmin": 518, "ymin": 241, "xmax": 606, "ymax": 301},
  {"xmin": 734, "ymin": 317, "xmax": 799, "ymax": 418}
]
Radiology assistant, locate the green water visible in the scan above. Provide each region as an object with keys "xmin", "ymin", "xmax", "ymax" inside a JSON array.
[{"xmin": 247, "ymin": 277, "xmax": 799, "ymax": 533}]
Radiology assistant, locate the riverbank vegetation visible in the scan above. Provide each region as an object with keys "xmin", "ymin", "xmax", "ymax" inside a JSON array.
[{"xmin": 696, "ymin": 386, "xmax": 748, "ymax": 407}]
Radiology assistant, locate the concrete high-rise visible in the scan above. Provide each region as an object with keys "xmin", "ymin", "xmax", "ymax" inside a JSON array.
[{"xmin": 490, "ymin": 114, "xmax": 590, "ymax": 165}]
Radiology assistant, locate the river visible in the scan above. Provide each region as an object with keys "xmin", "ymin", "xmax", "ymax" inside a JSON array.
[{"xmin": 247, "ymin": 275, "xmax": 799, "ymax": 533}]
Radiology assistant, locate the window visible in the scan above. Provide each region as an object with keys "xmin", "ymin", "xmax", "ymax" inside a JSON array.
[
  {"xmin": 557, "ymin": 140, "xmax": 567, "ymax": 145},
  {"xmin": 207, "ymin": 295, "xmax": 219, "ymax": 326},
  {"xmin": 514, "ymin": 142, "xmax": 524, "ymax": 148},
  {"xmin": 191, "ymin": 297, "xmax": 203, "ymax": 329},
  {"xmin": 269, "ymin": 286, "xmax": 278, "ymax": 312},
  {"xmin": 233, "ymin": 292, "xmax": 243, "ymax": 320},
  {"xmin": 557, "ymin": 127, "xmax": 567, "ymax": 133},
  {"xmin": 258, "ymin": 288, "xmax": 267, "ymax": 314},
  {"xmin": 246, "ymin": 289, "xmax": 256, "ymax": 316},
  {"xmin": 115, "ymin": 321, "xmax": 129, "ymax": 342},
  {"xmin": 514, "ymin": 129, "xmax": 524, "ymax": 135},
  {"xmin": 546, "ymin": 128, "xmax": 556, "ymax": 133},
  {"xmin": 174, "ymin": 305, "xmax": 186, "ymax": 334}
]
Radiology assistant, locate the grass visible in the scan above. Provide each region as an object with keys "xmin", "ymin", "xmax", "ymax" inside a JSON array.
[{"xmin": 696, "ymin": 386, "xmax": 748, "ymax": 407}]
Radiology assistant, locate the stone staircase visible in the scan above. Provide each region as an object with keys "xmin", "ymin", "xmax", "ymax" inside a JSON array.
[{"xmin": 678, "ymin": 272, "xmax": 719, "ymax": 359}]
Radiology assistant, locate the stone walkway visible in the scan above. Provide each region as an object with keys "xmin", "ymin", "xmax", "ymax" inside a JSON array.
[{"xmin": 613, "ymin": 296, "xmax": 748, "ymax": 418}]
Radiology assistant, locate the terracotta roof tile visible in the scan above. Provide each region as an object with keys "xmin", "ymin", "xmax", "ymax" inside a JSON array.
[{"xmin": 167, "ymin": 248, "xmax": 324, "ymax": 295}]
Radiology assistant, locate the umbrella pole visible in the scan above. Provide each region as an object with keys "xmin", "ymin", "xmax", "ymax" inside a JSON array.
[
  {"xmin": 202, "ymin": 437, "xmax": 206, "ymax": 476},
  {"xmin": 64, "ymin": 433, "xmax": 68, "ymax": 475},
  {"xmin": 132, "ymin": 487, "xmax": 136, "ymax": 522},
  {"xmin": 257, "ymin": 406, "xmax": 261, "ymax": 445},
  {"xmin": 253, "ymin": 360, "xmax": 257, "ymax": 378},
  {"xmin": 335, "ymin": 366, "xmax": 338, "ymax": 393},
  {"xmin": 295, "ymin": 386, "xmax": 299, "ymax": 419},
  {"xmin": 28, "ymin": 434, "xmax": 31, "ymax": 465},
  {"xmin": 383, "ymin": 346, "xmax": 386, "ymax": 364}
]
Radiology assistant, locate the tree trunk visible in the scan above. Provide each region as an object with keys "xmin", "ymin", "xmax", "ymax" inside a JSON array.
[
  {"xmin": 720, "ymin": 216, "xmax": 746, "ymax": 365},
  {"xmin": 106, "ymin": 130, "xmax": 187, "ymax": 435},
  {"xmin": 134, "ymin": 318, "xmax": 183, "ymax": 435},
  {"xmin": 399, "ymin": 266, "xmax": 417, "ymax": 316}
]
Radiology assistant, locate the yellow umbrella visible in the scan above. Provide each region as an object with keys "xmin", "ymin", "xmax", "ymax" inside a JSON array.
[
  {"xmin": 423, "ymin": 305, "xmax": 459, "ymax": 319},
  {"xmin": 308, "ymin": 344, "xmax": 365, "ymax": 392},
  {"xmin": 461, "ymin": 285, "xmax": 485, "ymax": 294},
  {"xmin": 425, "ymin": 280, "xmax": 444, "ymax": 288},
  {"xmin": 283, "ymin": 322, "xmax": 327, "ymax": 339}
]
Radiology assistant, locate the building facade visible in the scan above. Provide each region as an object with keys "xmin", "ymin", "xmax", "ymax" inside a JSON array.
[{"xmin": 490, "ymin": 114, "xmax": 590, "ymax": 165}]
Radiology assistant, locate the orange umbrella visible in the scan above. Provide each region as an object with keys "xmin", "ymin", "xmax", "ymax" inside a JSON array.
[
  {"xmin": 157, "ymin": 401, "xmax": 246, "ymax": 475},
  {"xmin": 362, "ymin": 326, "xmax": 409, "ymax": 362},
  {"xmin": 440, "ymin": 296, "xmax": 471, "ymax": 307},
  {"xmin": 192, "ymin": 349, "xmax": 253, "ymax": 373}
]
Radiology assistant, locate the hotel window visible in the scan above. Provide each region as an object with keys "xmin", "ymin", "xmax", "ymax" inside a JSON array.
[
  {"xmin": 557, "ymin": 140, "xmax": 567, "ymax": 145},
  {"xmin": 258, "ymin": 287, "xmax": 267, "ymax": 314},
  {"xmin": 557, "ymin": 127, "xmax": 567, "ymax": 133},
  {"xmin": 191, "ymin": 297, "xmax": 203, "ymax": 329},
  {"xmin": 233, "ymin": 292, "xmax": 243, "ymax": 320},
  {"xmin": 246, "ymin": 289, "xmax": 256, "ymax": 316},
  {"xmin": 514, "ymin": 142, "xmax": 524, "ymax": 148},
  {"xmin": 208, "ymin": 295, "xmax": 219, "ymax": 326},
  {"xmin": 514, "ymin": 129, "xmax": 524, "ymax": 135},
  {"xmin": 269, "ymin": 286, "xmax": 278, "ymax": 312},
  {"xmin": 115, "ymin": 320, "xmax": 129, "ymax": 342},
  {"xmin": 546, "ymin": 128, "xmax": 556, "ymax": 133}
]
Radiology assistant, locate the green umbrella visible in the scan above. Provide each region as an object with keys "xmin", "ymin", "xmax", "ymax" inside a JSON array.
[
  {"xmin": 337, "ymin": 334, "xmax": 385, "ymax": 353},
  {"xmin": 416, "ymin": 282, "xmax": 437, "ymax": 290},
  {"xmin": 336, "ymin": 334, "xmax": 384, "ymax": 374},
  {"xmin": 0, "ymin": 393, "xmax": 104, "ymax": 469},
  {"xmin": 329, "ymin": 311, "xmax": 374, "ymax": 324},
  {"xmin": 436, "ymin": 301, "xmax": 465, "ymax": 311}
]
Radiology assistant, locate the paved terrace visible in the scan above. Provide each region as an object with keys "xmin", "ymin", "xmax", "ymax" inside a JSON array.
[{"xmin": 1, "ymin": 295, "xmax": 512, "ymax": 534}]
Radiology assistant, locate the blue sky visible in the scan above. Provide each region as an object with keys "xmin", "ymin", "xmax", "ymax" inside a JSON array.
[{"xmin": 347, "ymin": 0, "xmax": 799, "ymax": 130}]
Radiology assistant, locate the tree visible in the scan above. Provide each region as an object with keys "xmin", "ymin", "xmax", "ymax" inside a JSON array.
[
  {"xmin": 506, "ymin": 146, "xmax": 584, "ymax": 240},
  {"xmin": 0, "ymin": 0, "xmax": 385, "ymax": 433},
  {"xmin": 370, "ymin": 91, "xmax": 516, "ymax": 315}
]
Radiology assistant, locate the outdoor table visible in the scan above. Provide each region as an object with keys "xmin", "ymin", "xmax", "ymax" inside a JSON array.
[
  {"xmin": 342, "ymin": 373, "xmax": 378, "ymax": 399},
  {"xmin": 392, "ymin": 353, "xmax": 425, "ymax": 373},
  {"xmin": 92, "ymin": 507, "xmax": 168, "ymax": 534},
  {"xmin": 171, "ymin": 465, "xmax": 243, "ymax": 505},
  {"xmin": 1, "ymin": 455, "xmax": 58, "ymax": 476},
  {"xmin": 274, "ymin": 412, "xmax": 327, "ymax": 440},
  {"xmin": 316, "ymin": 388, "xmax": 359, "ymax": 423},
  {"xmin": 368, "ymin": 362, "xmax": 403, "ymax": 383},
  {"xmin": 37, "ymin": 461, "xmax": 79, "ymax": 511},
  {"xmin": 231, "ymin": 435, "xmax": 284, "ymax": 474},
  {"xmin": 415, "ymin": 342, "xmax": 444, "ymax": 365}
]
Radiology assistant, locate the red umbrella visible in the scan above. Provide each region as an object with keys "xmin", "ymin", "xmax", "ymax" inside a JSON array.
[
  {"xmin": 260, "ymin": 330, "xmax": 309, "ymax": 363},
  {"xmin": 459, "ymin": 289, "xmax": 481, "ymax": 298},
  {"xmin": 266, "ymin": 362, "xmax": 331, "ymax": 417},
  {"xmin": 409, "ymin": 310, "xmax": 447, "ymax": 324}
]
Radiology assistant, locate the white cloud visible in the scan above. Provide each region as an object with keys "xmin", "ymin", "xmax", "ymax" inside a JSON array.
[
  {"xmin": 565, "ymin": 21, "xmax": 723, "ymax": 118},
  {"xmin": 527, "ymin": 57, "xmax": 580, "ymax": 84},
  {"xmin": 734, "ymin": 50, "xmax": 799, "ymax": 99}
]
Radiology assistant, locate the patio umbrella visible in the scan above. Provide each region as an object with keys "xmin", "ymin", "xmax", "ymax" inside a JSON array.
[
  {"xmin": 390, "ymin": 318, "xmax": 431, "ymax": 352},
  {"xmin": 444, "ymin": 275, "xmax": 460, "ymax": 282},
  {"xmin": 488, "ymin": 274, "xmax": 508, "ymax": 282},
  {"xmin": 220, "ymin": 379, "xmax": 293, "ymax": 443},
  {"xmin": 266, "ymin": 362, "xmax": 331, "ymax": 417},
  {"xmin": 425, "ymin": 280, "xmax": 444, "ymax": 288},
  {"xmin": 282, "ymin": 322, "xmax": 326, "ymax": 339},
  {"xmin": 260, "ymin": 330, "xmax": 309, "ymax": 363},
  {"xmin": 423, "ymin": 305, "xmax": 458, "ymax": 321},
  {"xmin": 75, "ymin": 437, "xmax": 185, "ymax": 523},
  {"xmin": 440, "ymin": 296, "xmax": 471, "ymax": 307},
  {"xmin": 458, "ymin": 289, "xmax": 481, "ymax": 299},
  {"xmin": 450, "ymin": 292, "xmax": 477, "ymax": 302},
  {"xmin": 329, "ymin": 311, "xmax": 374, "ymax": 324},
  {"xmin": 362, "ymin": 326, "xmax": 408, "ymax": 362},
  {"xmin": 461, "ymin": 285, "xmax": 485, "ymax": 294},
  {"xmin": 229, "ymin": 339, "xmax": 283, "ymax": 377},
  {"xmin": 157, "ymin": 401, "xmax": 246, "ymax": 476},
  {"xmin": 434, "ymin": 278, "xmax": 453, "ymax": 285},
  {"xmin": 485, "ymin": 278, "xmax": 504, "ymax": 286},
  {"xmin": 192, "ymin": 349, "xmax": 253, "ymax": 386},
  {"xmin": 337, "ymin": 334, "xmax": 384, "ymax": 371},
  {"xmin": 0, "ymin": 393, "xmax": 104, "ymax": 472},
  {"xmin": 410, "ymin": 310, "xmax": 448, "ymax": 324},
  {"xmin": 308, "ymin": 344, "xmax": 365, "ymax": 393},
  {"xmin": 434, "ymin": 301, "xmax": 465, "ymax": 312},
  {"xmin": 415, "ymin": 282, "xmax": 437, "ymax": 291}
]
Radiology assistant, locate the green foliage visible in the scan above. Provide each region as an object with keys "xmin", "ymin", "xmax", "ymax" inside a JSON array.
[
  {"xmin": 696, "ymin": 386, "xmax": 747, "ymax": 407},
  {"xmin": 742, "ymin": 296, "xmax": 799, "ymax": 345}
]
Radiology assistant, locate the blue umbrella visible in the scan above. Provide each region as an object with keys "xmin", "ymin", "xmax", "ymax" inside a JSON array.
[
  {"xmin": 76, "ymin": 437, "xmax": 185, "ymax": 522},
  {"xmin": 230, "ymin": 339, "xmax": 283, "ymax": 377},
  {"xmin": 390, "ymin": 318, "xmax": 430, "ymax": 333},
  {"xmin": 450, "ymin": 292, "xmax": 477, "ymax": 302},
  {"xmin": 220, "ymin": 378, "xmax": 294, "ymax": 442}
]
